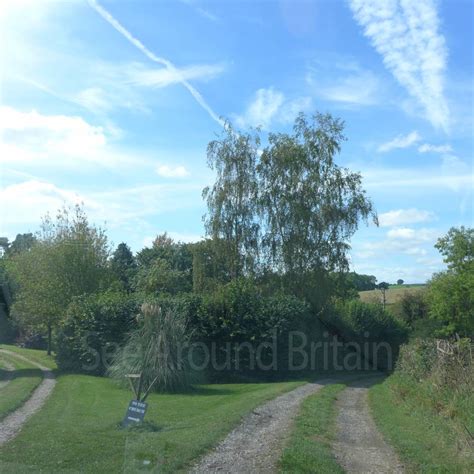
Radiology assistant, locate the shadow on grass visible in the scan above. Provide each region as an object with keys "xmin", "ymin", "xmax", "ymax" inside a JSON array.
[{"xmin": 0, "ymin": 367, "xmax": 43, "ymax": 381}]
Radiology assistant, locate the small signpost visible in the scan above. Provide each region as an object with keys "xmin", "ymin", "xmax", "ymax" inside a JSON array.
[
  {"xmin": 122, "ymin": 372, "xmax": 159, "ymax": 427},
  {"xmin": 122, "ymin": 399, "xmax": 148, "ymax": 427}
]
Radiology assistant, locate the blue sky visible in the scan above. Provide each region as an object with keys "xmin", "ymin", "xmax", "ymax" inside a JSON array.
[{"xmin": 0, "ymin": 0, "xmax": 472, "ymax": 283}]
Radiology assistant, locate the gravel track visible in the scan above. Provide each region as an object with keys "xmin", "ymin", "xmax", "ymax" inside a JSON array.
[
  {"xmin": 190, "ymin": 379, "xmax": 337, "ymax": 473},
  {"xmin": 0, "ymin": 350, "xmax": 56, "ymax": 446},
  {"xmin": 333, "ymin": 377, "xmax": 404, "ymax": 473}
]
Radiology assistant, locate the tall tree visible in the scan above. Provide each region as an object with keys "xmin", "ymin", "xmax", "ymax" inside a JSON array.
[
  {"xmin": 7, "ymin": 205, "xmax": 111, "ymax": 354},
  {"xmin": 111, "ymin": 242, "xmax": 136, "ymax": 292},
  {"xmin": 258, "ymin": 113, "xmax": 377, "ymax": 301},
  {"xmin": 203, "ymin": 122, "xmax": 261, "ymax": 278}
]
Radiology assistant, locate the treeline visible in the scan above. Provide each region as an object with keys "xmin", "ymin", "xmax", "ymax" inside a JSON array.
[{"xmin": 3, "ymin": 113, "xmax": 469, "ymax": 385}]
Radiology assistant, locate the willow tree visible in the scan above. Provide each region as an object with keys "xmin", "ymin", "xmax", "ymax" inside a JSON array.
[
  {"xmin": 257, "ymin": 113, "xmax": 377, "ymax": 305},
  {"xmin": 203, "ymin": 122, "xmax": 261, "ymax": 278}
]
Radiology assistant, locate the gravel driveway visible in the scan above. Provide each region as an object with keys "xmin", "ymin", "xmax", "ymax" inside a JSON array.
[
  {"xmin": 0, "ymin": 350, "xmax": 56, "ymax": 446},
  {"xmin": 333, "ymin": 377, "xmax": 404, "ymax": 473},
  {"xmin": 190, "ymin": 379, "xmax": 337, "ymax": 473}
]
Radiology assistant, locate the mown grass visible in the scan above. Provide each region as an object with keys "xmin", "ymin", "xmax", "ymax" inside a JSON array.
[
  {"xmin": 0, "ymin": 345, "xmax": 310, "ymax": 473},
  {"xmin": 279, "ymin": 383, "xmax": 346, "ymax": 473},
  {"xmin": 0, "ymin": 352, "xmax": 43, "ymax": 421},
  {"xmin": 0, "ymin": 345, "xmax": 57, "ymax": 369},
  {"xmin": 369, "ymin": 374, "xmax": 474, "ymax": 473}
]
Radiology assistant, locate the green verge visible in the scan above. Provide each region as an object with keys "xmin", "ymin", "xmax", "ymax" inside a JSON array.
[
  {"xmin": 279, "ymin": 383, "xmax": 346, "ymax": 473},
  {"xmin": 0, "ymin": 362, "xmax": 308, "ymax": 472},
  {"xmin": 0, "ymin": 353, "xmax": 43, "ymax": 421},
  {"xmin": 0, "ymin": 345, "xmax": 57, "ymax": 370},
  {"xmin": 369, "ymin": 374, "xmax": 474, "ymax": 473}
]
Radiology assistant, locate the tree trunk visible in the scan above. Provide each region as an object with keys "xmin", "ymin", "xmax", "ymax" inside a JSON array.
[{"xmin": 47, "ymin": 323, "xmax": 52, "ymax": 356}]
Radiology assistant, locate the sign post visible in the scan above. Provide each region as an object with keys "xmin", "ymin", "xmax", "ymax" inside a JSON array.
[{"xmin": 122, "ymin": 399, "xmax": 148, "ymax": 427}]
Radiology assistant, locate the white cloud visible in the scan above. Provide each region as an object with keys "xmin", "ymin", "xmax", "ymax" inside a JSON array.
[
  {"xmin": 0, "ymin": 105, "xmax": 155, "ymax": 170},
  {"xmin": 360, "ymin": 165, "xmax": 473, "ymax": 192},
  {"xmin": 236, "ymin": 88, "xmax": 285, "ymax": 129},
  {"xmin": 156, "ymin": 165, "xmax": 190, "ymax": 178},
  {"xmin": 279, "ymin": 96, "xmax": 313, "ymax": 122},
  {"xmin": 126, "ymin": 63, "xmax": 226, "ymax": 88},
  {"xmin": 440, "ymin": 155, "xmax": 471, "ymax": 192},
  {"xmin": 0, "ymin": 179, "xmax": 205, "ymax": 236},
  {"xmin": 0, "ymin": 105, "xmax": 107, "ymax": 160},
  {"xmin": 377, "ymin": 131, "xmax": 420, "ymax": 152},
  {"xmin": 378, "ymin": 208, "xmax": 435, "ymax": 227},
  {"xmin": 0, "ymin": 180, "xmax": 97, "ymax": 228},
  {"xmin": 235, "ymin": 88, "xmax": 312, "ymax": 129},
  {"xmin": 349, "ymin": 0, "xmax": 449, "ymax": 130},
  {"xmin": 418, "ymin": 143, "xmax": 453, "ymax": 154},
  {"xmin": 386, "ymin": 227, "xmax": 438, "ymax": 242},
  {"xmin": 308, "ymin": 68, "xmax": 382, "ymax": 106}
]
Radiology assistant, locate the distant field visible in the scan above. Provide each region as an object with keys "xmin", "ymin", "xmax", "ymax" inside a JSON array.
[{"xmin": 359, "ymin": 284, "xmax": 426, "ymax": 305}]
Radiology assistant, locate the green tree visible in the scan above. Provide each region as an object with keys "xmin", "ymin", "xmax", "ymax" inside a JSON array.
[
  {"xmin": 397, "ymin": 279, "xmax": 404, "ymax": 285},
  {"xmin": 7, "ymin": 205, "xmax": 112, "ymax": 354},
  {"xmin": 428, "ymin": 227, "xmax": 474, "ymax": 337},
  {"xmin": 111, "ymin": 242, "xmax": 136, "ymax": 292},
  {"xmin": 4, "ymin": 233, "xmax": 37, "ymax": 256},
  {"xmin": 258, "ymin": 113, "xmax": 377, "ymax": 303},
  {"xmin": 203, "ymin": 122, "xmax": 261, "ymax": 278}
]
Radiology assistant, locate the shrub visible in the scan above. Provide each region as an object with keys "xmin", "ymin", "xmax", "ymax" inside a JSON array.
[
  {"xmin": 108, "ymin": 303, "xmax": 192, "ymax": 394},
  {"xmin": 327, "ymin": 300, "xmax": 409, "ymax": 370},
  {"xmin": 191, "ymin": 279, "xmax": 317, "ymax": 373},
  {"xmin": 399, "ymin": 291, "xmax": 428, "ymax": 326},
  {"xmin": 55, "ymin": 291, "xmax": 139, "ymax": 374}
]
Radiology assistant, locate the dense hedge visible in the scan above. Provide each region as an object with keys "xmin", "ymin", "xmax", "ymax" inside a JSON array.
[
  {"xmin": 147, "ymin": 279, "xmax": 326, "ymax": 376},
  {"xmin": 55, "ymin": 291, "xmax": 139, "ymax": 374},
  {"xmin": 326, "ymin": 300, "xmax": 408, "ymax": 371}
]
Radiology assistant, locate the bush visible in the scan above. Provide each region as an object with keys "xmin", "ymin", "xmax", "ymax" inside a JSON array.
[
  {"xmin": 192, "ymin": 279, "xmax": 317, "ymax": 373},
  {"xmin": 56, "ymin": 291, "xmax": 139, "ymax": 374},
  {"xmin": 108, "ymin": 303, "xmax": 192, "ymax": 393},
  {"xmin": 399, "ymin": 291, "xmax": 428, "ymax": 326},
  {"xmin": 327, "ymin": 300, "xmax": 409, "ymax": 371},
  {"xmin": 397, "ymin": 338, "xmax": 473, "ymax": 394}
]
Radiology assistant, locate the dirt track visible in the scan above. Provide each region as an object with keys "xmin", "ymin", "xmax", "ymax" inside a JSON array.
[
  {"xmin": 0, "ymin": 350, "xmax": 56, "ymax": 446},
  {"xmin": 333, "ymin": 377, "xmax": 404, "ymax": 473}
]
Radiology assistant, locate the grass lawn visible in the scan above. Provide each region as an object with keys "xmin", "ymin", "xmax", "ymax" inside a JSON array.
[
  {"xmin": 0, "ymin": 345, "xmax": 56, "ymax": 369},
  {"xmin": 369, "ymin": 374, "xmax": 474, "ymax": 473},
  {"xmin": 0, "ymin": 352, "xmax": 43, "ymax": 421},
  {"xmin": 359, "ymin": 284, "xmax": 425, "ymax": 305},
  {"xmin": 0, "ymin": 345, "xmax": 310, "ymax": 473},
  {"xmin": 279, "ymin": 383, "xmax": 346, "ymax": 473}
]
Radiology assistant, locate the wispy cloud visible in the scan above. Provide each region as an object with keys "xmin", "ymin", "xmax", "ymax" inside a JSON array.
[
  {"xmin": 418, "ymin": 143, "xmax": 453, "ymax": 154},
  {"xmin": 126, "ymin": 63, "xmax": 226, "ymax": 88},
  {"xmin": 306, "ymin": 65, "xmax": 382, "ymax": 106},
  {"xmin": 235, "ymin": 87, "xmax": 312, "ymax": 129},
  {"xmin": 87, "ymin": 0, "xmax": 223, "ymax": 126},
  {"xmin": 156, "ymin": 165, "xmax": 190, "ymax": 178},
  {"xmin": 235, "ymin": 88, "xmax": 285, "ymax": 129},
  {"xmin": 179, "ymin": 0, "xmax": 220, "ymax": 22},
  {"xmin": 379, "ymin": 208, "xmax": 435, "ymax": 227},
  {"xmin": 377, "ymin": 131, "xmax": 420, "ymax": 152},
  {"xmin": 348, "ymin": 0, "xmax": 449, "ymax": 130}
]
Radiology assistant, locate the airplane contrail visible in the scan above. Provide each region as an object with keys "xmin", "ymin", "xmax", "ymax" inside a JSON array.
[{"xmin": 87, "ymin": 0, "xmax": 224, "ymax": 127}]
